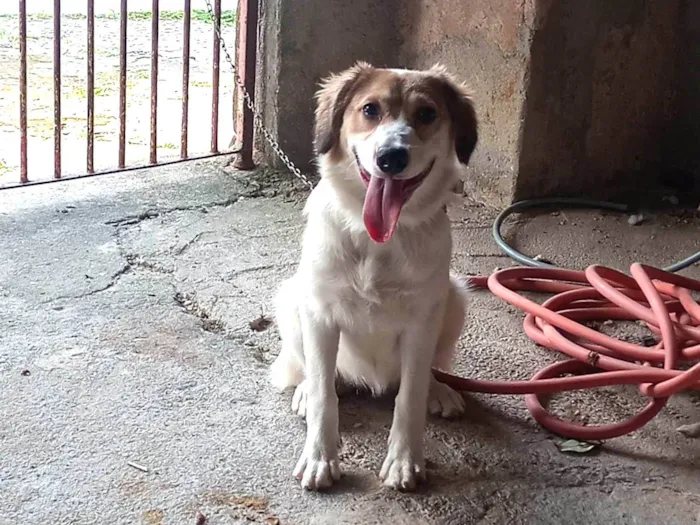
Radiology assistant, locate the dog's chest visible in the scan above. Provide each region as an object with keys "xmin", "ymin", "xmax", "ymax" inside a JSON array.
[
  {"xmin": 316, "ymin": 233, "xmax": 439, "ymax": 316},
  {"xmin": 342, "ymin": 249, "xmax": 401, "ymax": 303}
]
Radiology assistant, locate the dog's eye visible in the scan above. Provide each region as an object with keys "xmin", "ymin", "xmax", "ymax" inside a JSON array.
[
  {"xmin": 416, "ymin": 106, "xmax": 437, "ymax": 125},
  {"xmin": 362, "ymin": 103, "xmax": 380, "ymax": 119}
]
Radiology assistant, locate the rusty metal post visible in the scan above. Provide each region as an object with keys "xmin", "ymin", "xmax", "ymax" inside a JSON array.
[
  {"xmin": 53, "ymin": 0, "xmax": 62, "ymax": 179},
  {"xmin": 19, "ymin": 0, "xmax": 28, "ymax": 183},
  {"xmin": 150, "ymin": 0, "xmax": 159, "ymax": 164},
  {"xmin": 233, "ymin": 0, "xmax": 257, "ymax": 170},
  {"xmin": 181, "ymin": 0, "xmax": 191, "ymax": 159},
  {"xmin": 118, "ymin": 0, "xmax": 127, "ymax": 168},
  {"xmin": 210, "ymin": 0, "xmax": 221, "ymax": 154},
  {"xmin": 87, "ymin": 0, "xmax": 95, "ymax": 173}
]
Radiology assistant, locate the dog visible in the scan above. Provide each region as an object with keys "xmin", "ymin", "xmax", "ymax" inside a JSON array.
[{"xmin": 270, "ymin": 62, "xmax": 478, "ymax": 491}]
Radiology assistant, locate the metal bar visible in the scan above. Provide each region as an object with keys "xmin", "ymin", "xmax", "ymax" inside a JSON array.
[
  {"xmin": 150, "ymin": 0, "xmax": 159, "ymax": 164},
  {"xmin": 181, "ymin": 0, "xmax": 191, "ymax": 159},
  {"xmin": 19, "ymin": 0, "xmax": 28, "ymax": 184},
  {"xmin": 233, "ymin": 0, "xmax": 258, "ymax": 170},
  {"xmin": 53, "ymin": 0, "xmax": 62, "ymax": 179},
  {"xmin": 0, "ymin": 150, "xmax": 241, "ymax": 191},
  {"xmin": 210, "ymin": 0, "xmax": 221, "ymax": 154},
  {"xmin": 118, "ymin": 0, "xmax": 127, "ymax": 168},
  {"xmin": 87, "ymin": 0, "xmax": 95, "ymax": 173}
]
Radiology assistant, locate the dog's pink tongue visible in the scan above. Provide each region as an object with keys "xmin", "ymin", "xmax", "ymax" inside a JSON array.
[{"xmin": 362, "ymin": 176, "xmax": 405, "ymax": 243}]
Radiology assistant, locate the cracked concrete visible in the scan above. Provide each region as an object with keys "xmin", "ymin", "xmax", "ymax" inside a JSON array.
[{"xmin": 1, "ymin": 159, "xmax": 700, "ymax": 525}]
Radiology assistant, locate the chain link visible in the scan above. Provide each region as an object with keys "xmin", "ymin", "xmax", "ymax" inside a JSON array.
[{"xmin": 204, "ymin": 0, "xmax": 316, "ymax": 190}]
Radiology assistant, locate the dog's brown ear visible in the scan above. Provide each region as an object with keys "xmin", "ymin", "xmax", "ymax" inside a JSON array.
[
  {"xmin": 314, "ymin": 61, "xmax": 373, "ymax": 155},
  {"xmin": 431, "ymin": 65, "xmax": 478, "ymax": 165}
]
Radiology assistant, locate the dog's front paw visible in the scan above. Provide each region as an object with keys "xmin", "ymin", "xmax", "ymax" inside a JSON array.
[
  {"xmin": 428, "ymin": 380, "xmax": 465, "ymax": 418},
  {"xmin": 379, "ymin": 444, "xmax": 426, "ymax": 491},
  {"xmin": 293, "ymin": 448, "xmax": 341, "ymax": 491}
]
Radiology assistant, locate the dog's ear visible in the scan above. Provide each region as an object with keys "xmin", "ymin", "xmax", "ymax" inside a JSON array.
[
  {"xmin": 314, "ymin": 61, "xmax": 373, "ymax": 155},
  {"xmin": 431, "ymin": 65, "xmax": 478, "ymax": 165}
]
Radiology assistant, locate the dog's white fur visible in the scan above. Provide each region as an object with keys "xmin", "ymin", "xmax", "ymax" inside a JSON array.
[{"xmin": 270, "ymin": 64, "xmax": 476, "ymax": 491}]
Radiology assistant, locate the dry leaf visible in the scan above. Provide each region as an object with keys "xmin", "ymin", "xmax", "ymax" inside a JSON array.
[
  {"xmin": 677, "ymin": 422, "xmax": 700, "ymax": 438},
  {"xmin": 249, "ymin": 315, "xmax": 272, "ymax": 332},
  {"xmin": 558, "ymin": 439, "xmax": 600, "ymax": 454}
]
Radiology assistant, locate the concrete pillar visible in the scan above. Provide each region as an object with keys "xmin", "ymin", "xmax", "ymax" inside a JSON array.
[
  {"xmin": 255, "ymin": 0, "xmax": 400, "ymax": 173},
  {"xmin": 398, "ymin": 0, "xmax": 536, "ymax": 206}
]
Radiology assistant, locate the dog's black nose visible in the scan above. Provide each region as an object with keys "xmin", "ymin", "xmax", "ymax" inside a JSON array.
[{"xmin": 376, "ymin": 147, "xmax": 409, "ymax": 175}]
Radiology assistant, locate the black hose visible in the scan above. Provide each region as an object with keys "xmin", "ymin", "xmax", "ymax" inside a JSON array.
[{"xmin": 492, "ymin": 198, "xmax": 700, "ymax": 273}]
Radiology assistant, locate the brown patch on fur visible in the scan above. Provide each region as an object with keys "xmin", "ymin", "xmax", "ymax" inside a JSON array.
[
  {"xmin": 315, "ymin": 64, "xmax": 478, "ymax": 166},
  {"xmin": 337, "ymin": 70, "xmax": 403, "ymax": 148},
  {"xmin": 429, "ymin": 65, "xmax": 478, "ymax": 165},
  {"xmin": 313, "ymin": 61, "xmax": 374, "ymax": 158}
]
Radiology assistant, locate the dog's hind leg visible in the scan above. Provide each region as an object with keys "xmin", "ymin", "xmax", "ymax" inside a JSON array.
[
  {"xmin": 432, "ymin": 275, "xmax": 468, "ymax": 370},
  {"xmin": 428, "ymin": 276, "xmax": 468, "ymax": 418},
  {"xmin": 270, "ymin": 278, "xmax": 305, "ymax": 391}
]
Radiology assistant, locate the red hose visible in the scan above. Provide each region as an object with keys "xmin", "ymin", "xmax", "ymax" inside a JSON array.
[{"xmin": 434, "ymin": 264, "xmax": 700, "ymax": 440}]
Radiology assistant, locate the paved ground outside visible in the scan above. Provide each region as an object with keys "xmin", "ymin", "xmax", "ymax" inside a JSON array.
[
  {"xmin": 0, "ymin": 0, "xmax": 237, "ymax": 186},
  {"xmin": 1, "ymin": 162, "xmax": 700, "ymax": 524}
]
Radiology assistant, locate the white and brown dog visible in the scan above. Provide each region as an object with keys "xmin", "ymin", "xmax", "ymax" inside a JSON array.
[{"xmin": 271, "ymin": 62, "xmax": 478, "ymax": 491}]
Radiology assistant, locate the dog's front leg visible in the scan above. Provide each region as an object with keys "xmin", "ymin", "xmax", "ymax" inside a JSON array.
[
  {"xmin": 380, "ymin": 305, "xmax": 442, "ymax": 491},
  {"xmin": 293, "ymin": 306, "xmax": 341, "ymax": 490}
]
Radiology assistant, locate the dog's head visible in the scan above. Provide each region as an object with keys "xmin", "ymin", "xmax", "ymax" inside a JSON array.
[{"xmin": 314, "ymin": 62, "xmax": 477, "ymax": 243}]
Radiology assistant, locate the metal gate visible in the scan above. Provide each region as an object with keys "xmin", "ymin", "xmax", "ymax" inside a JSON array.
[{"xmin": 3, "ymin": 0, "xmax": 256, "ymax": 189}]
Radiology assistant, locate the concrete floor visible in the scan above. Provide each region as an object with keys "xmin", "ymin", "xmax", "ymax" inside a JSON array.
[{"xmin": 1, "ymin": 160, "xmax": 700, "ymax": 525}]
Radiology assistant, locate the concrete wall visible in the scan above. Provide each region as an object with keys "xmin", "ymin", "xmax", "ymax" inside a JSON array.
[
  {"xmin": 257, "ymin": 0, "xmax": 699, "ymax": 206},
  {"xmin": 665, "ymin": 0, "xmax": 700, "ymax": 199},
  {"xmin": 516, "ymin": 0, "xmax": 682, "ymax": 202}
]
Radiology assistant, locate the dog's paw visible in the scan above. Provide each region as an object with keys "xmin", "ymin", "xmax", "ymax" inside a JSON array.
[
  {"xmin": 269, "ymin": 352, "xmax": 303, "ymax": 391},
  {"xmin": 293, "ymin": 450, "xmax": 341, "ymax": 491},
  {"xmin": 428, "ymin": 380, "xmax": 465, "ymax": 419},
  {"xmin": 291, "ymin": 380, "xmax": 307, "ymax": 418},
  {"xmin": 379, "ymin": 445, "xmax": 426, "ymax": 491}
]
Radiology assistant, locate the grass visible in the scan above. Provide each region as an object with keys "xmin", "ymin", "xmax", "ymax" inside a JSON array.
[
  {"xmin": 0, "ymin": 159, "xmax": 11, "ymax": 178},
  {"xmin": 65, "ymin": 71, "xmax": 140, "ymax": 99},
  {"xmin": 132, "ymin": 70, "xmax": 151, "ymax": 81},
  {"xmin": 0, "ymin": 10, "xmax": 237, "ymax": 27},
  {"xmin": 25, "ymin": 116, "xmax": 54, "ymax": 139},
  {"xmin": 69, "ymin": 85, "xmax": 116, "ymax": 99}
]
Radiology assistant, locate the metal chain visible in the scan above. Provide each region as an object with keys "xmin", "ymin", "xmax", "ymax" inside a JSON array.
[{"xmin": 204, "ymin": 0, "xmax": 316, "ymax": 190}]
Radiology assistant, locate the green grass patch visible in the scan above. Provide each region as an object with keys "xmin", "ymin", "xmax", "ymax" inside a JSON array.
[
  {"xmin": 26, "ymin": 116, "xmax": 54, "ymax": 139},
  {"xmin": 68, "ymin": 85, "xmax": 116, "ymax": 99},
  {"xmin": 0, "ymin": 10, "xmax": 236, "ymax": 27},
  {"xmin": 115, "ymin": 9, "xmax": 237, "ymax": 26},
  {"xmin": 0, "ymin": 159, "xmax": 11, "ymax": 176},
  {"xmin": 131, "ymin": 69, "xmax": 150, "ymax": 81}
]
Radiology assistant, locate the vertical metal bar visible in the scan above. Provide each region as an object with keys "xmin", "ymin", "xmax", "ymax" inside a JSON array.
[
  {"xmin": 210, "ymin": 0, "xmax": 221, "ymax": 154},
  {"xmin": 150, "ymin": 0, "xmax": 159, "ymax": 164},
  {"xmin": 53, "ymin": 0, "xmax": 62, "ymax": 179},
  {"xmin": 233, "ymin": 0, "xmax": 258, "ymax": 170},
  {"xmin": 87, "ymin": 0, "xmax": 95, "ymax": 173},
  {"xmin": 181, "ymin": 0, "xmax": 191, "ymax": 159},
  {"xmin": 118, "ymin": 0, "xmax": 127, "ymax": 168},
  {"xmin": 19, "ymin": 0, "xmax": 28, "ymax": 184}
]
